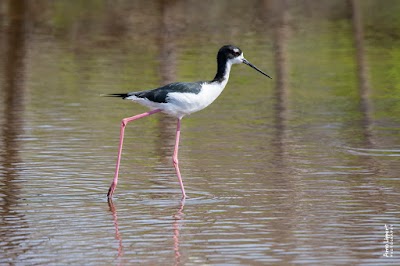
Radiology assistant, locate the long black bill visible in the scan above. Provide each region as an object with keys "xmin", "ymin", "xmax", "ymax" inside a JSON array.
[{"xmin": 242, "ymin": 58, "xmax": 272, "ymax": 79}]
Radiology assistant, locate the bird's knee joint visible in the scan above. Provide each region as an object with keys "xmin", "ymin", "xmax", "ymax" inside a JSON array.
[{"xmin": 172, "ymin": 158, "xmax": 179, "ymax": 166}]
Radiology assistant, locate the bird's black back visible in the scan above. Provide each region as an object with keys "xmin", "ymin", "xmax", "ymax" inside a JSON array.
[{"xmin": 131, "ymin": 81, "xmax": 203, "ymax": 103}]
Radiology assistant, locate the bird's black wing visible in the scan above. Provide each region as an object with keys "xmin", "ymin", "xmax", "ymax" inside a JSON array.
[{"xmin": 132, "ymin": 82, "xmax": 203, "ymax": 103}]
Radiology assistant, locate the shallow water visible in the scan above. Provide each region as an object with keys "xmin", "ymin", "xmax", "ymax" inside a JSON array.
[{"xmin": 1, "ymin": 1, "xmax": 400, "ymax": 265}]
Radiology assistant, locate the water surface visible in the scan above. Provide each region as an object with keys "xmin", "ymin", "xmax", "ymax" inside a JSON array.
[{"xmin": 0, "ymin": 1, "xmax": 399, "ymax": 265}]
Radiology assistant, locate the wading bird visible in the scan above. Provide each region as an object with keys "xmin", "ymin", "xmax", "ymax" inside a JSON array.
[{"xmin": 104, "ymin": 45, "xmax": 271, "ymax": 199}]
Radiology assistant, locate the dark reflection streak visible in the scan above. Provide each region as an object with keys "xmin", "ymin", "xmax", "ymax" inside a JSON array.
[
  {"xmin": 265, "ymin": 0, "xmax": 290, "ymax": 176},
  {"xmin": 349, "ymin": 0, "xmax": 374, "ymax": 147},
  {"xmin": 347, "ymin": 0, "xmax": 387, "ymax": 218},
  {"xmin": 156, "ymin": 0, "xmax": 182, "ymax": 171},
  {"xmin": 107, "ymin": 200, "xmax": 123, "ymax": 262},
  {"xmin": 155, "ymin": 3, "xmax": 186, "ymax": 261},
  {"xmin": 349, "ymin": 0, "xmax": 382, "ymax": 177},
  {"xmin": 266, "ymin": 0, "xmax": 299, "ymax": 255},
  {"xmin": 158, "ymin": 0, "xmax": 180, "ymax": 86},
  {"xmin": 0, "ymin": 0, "xmax": 29, "ymax": 260},
  {"xmin": 271, "ymin": 0, "xmax": 290, "ymax": 161}
]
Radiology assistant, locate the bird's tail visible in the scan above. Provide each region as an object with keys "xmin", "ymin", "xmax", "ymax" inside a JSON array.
[{"xmin": 100, "ymin": 93, "xmax": 129, "ymax": 99}]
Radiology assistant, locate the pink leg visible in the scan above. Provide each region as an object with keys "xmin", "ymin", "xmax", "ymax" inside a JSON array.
[
  {"xmin": 107, "ymin": 109, "xmax": 162, "ymax": 199},
  {"xmin": 173, "ymin": 118, "xmax": 187, "ymax": 198}
]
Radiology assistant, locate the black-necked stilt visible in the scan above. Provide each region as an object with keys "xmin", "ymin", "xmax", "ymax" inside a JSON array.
[{"xmin": 104, "ymin": 45, "xmax": 271, "ymax": 199}]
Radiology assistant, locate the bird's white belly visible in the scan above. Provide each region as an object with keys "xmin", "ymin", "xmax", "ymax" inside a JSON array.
[{"xmin": 165, "ymin": 82, "xmax": 226, "ymax": 118}]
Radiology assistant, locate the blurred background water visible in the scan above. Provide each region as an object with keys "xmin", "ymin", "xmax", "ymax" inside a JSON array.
[{"xmin": 0, "ymin": 0, "xmax": 399, "ymax": 265}]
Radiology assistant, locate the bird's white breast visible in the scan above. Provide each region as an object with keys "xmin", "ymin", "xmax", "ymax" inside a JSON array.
[{"xmin": 165, "ymin": 80, "xmax": 227, "ymax": 118}]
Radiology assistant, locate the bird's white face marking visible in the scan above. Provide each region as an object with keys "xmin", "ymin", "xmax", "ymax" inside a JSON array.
[{"xmin": 230, "ymin": 52, "xmax": 245, "ymax": 65}]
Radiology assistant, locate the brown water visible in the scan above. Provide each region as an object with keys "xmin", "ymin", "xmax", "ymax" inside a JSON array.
[{"xmin": 1, "ymin": 1, "xmax": 399, "ymax": 265}]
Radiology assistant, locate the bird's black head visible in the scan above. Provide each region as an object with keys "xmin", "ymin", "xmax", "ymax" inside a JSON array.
[
  {"xmin": 218, "ymin": 45, "xmax": 243, "ymax": 62},
  {"xmin": 217, "ymin": 44, "xmax": 272, "ymax": 79}
]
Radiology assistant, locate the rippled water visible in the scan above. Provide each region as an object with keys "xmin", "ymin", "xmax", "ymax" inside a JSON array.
[{"xmin": 1, "ymin": 1, "xmax": 400, "ymax": 265}]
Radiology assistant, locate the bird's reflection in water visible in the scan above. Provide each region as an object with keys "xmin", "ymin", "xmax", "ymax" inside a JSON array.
[
  {"xmin": 173, "ymin": 198, "xmax": 185, "ymax": 265},
  {"xmin": 107, "ymin": 199, "xmax": 185, "ymax": 265},
  {"xmin": 108, "ymin": 200, "xmax": 123, "ymax": 259}
]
